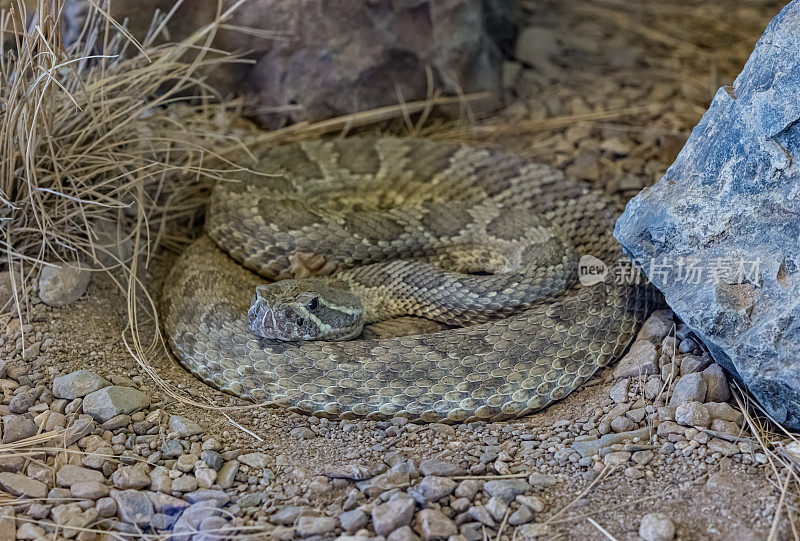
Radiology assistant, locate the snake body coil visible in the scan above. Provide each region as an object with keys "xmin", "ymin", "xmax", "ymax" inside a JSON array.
[{"xmin": 162, "ymin": 138, "xmax": 661, "ymax": 422}]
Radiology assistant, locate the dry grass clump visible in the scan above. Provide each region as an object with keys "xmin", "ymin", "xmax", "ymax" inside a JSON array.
[{"xmin": 0, "ymin": 0, "xmax": 260, "ymax": 318}]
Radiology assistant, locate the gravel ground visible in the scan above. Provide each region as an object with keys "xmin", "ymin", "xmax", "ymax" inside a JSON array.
[{"xmin": 0, "ymin": 1, "xmax": 794, "ymax": 540}]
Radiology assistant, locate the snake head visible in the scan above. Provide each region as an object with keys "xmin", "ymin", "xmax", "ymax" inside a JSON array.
[{"xmin": 247, "ymin": 280, "xmax": 364, "ymax": 341}]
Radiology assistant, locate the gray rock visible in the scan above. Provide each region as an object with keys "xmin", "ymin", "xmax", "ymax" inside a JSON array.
[
  {"xmin": 0, "ymin": 506, "xmax": 13, "ymax": 541},
  {"xmin": 161, "ymin": 439, "xmax": 182, "ymax": 459},
  {"xmin": 516, "ymin": 523, "xmax": 551, "ymax": 539},
  {"xmin": 65, "ymin": 417, "xmax": 94, "ymax": 447},
  {"xmin": 610, "ymin": 416, "xmax": 634, "ymax": 433},
  {"xmin": 460, "ymin": 523, "xmax": 484, "ymax": 541},
  {"xmin": 675, "ymin": 401, "xmax": 711, "ymax": 428},
  {"xmin": 644, "ymin": 377, "xmax": 664, "ymax": 401},
  {"xmin": 612, "ymin": 342, "xmax": 658, "ymax": 380},
  {"xmin": 527, "ymin": 474, "xmax": 558, "ymax": 488},
  {"xmin": 357, "ymin": 466, "xmax": 410, "ymax": 497},
  {"xmin": 467, "ymin": 505, "xmax": 496, "ymax": 527},
  {"xmin": 147, "ymin": 492, "xmax": 190, "ymax": 516},
  {"xmin": 96, "ymin": 497, "xmax": 117, "ymax": 517},
  {"xmin": 711, "ymin": 418, "xmax": 741, "ymax": 435},
  {"xmin": 201, "ymin": 450, "xmax": 224, "ymax": 471},
  {"xmin": 517, "ymin": 494, "xmax": 545, "ymax": 512},
  {"xmin": 172, "ymin": 501, "xmax": 223, "ymax": 537},
  {"xmin": 70, "ymin": 481, "xmax": 110, "ymax": 500},
  {"xmin": 112, "ymin": 465, "xmax": 150, "ymax": 489},
  {"xmin": 176, "ymin": 453, "xmax": 197, "ymax": 473},
  {"xmin": 702, "ymin": 363, "xmax": 732, "ymax": 402},
  {"xmin": 270, "ymin": 505, "xmax": 312, "ymax": 526},
  {"xmin": 94, "ymin": 0, "xmax": 506, "ymax": 127},
  {"xmin": 149, "ymin": 467, "xmax": 172, "ymax": 494},
  {"xmin": 168, "ymin": 414, "xmax": 202, "ymax": 437},
  {"xmin": 679, "ymin": 355, "xmax": 711, "ymax": 375},
  {"xmin": 342, "ymin": 489, "xmax": 360, "ymax": 511},
  {"xmin": 413, "ymin": 476, "xmax": 456, "ymax": 503},
  {"xmin": 604, "ymin": 451, "xmax": 632, "ymax": 466},
  {"xmin": 8, "ymin": 388, "xmax": 40, "ymax": 414},
  {"xmin": 150, "ymin": 512, "xmax": 177, "ymax": 530},
  {"xmin": 614, "ymin": 1, "xmax": 800, "ymax": 430},
  {"xmin": 171, "ymin": 476, "xmax": 198, "ymax": 493},
  {"xmin": 708, "ymin": 437, "xmax": 741, "ymax": 456},
  {"xmin": 195, "ymin": 467, "xmax": 216, "ymax": 490},
  {"xmin": 483, "ymin": 478, "xmax": 530, "ymax": 503},
  {"xmin": 2, "ymin": 414, "xmax": 38, "ymax": 443},
  {"xmin": 705, "ymin": 402, "xmax": 744, "ymax": 424},
  {"xmin": 290, "ymin": 426, "xmax": 316, "ymax": 439},
  {"xmin": 509, "ymin": 505, "xmax": 534, "ymax": 525},
  {"xmin": 679, "ymin": 338, "xmax": 699, "ymax": 353},
  {"xmin": 668, "ymin": 372, "xmax": 707, "ymax": 407},
  {"xmin": 238, "ymin": 492, "xmax": 262, "ymax": 508},
  {"xmin": 238, "ymin": 452, "xmax": 270, "ymax": 469},
  {"xmin": 38, "ymin": 262, "xmax": 91, "ymax": 307},
  {"xmin": 639, "ymin": 513, "xmax": 675, "ymax": 541},
  {"xmin": 656, "ymin": 422, "xmax": 686, "ymax": 438},
  {"xmin": 657, "ymin": 406, "xmax": 675, "ymax": 421},
  {"xmin": 627, "ymin": 407, "xmax": 647, "ymax": 424},
  {"xmin": 632, "ymin": 450, "xmax": 655, "ymax": 465},
  {"xmin": 454, "ymin": 479, "xmax": 483, "ymax": 500},
  {"xmin": 111, "ymin": 489, "xmax": 154, "ymax": 526},
  {"xmin": 0, "ymin": 472, "xmax": 47, "ymax": 498},
  {"xmin": 637, "ymin": 310, "xmax": 674, "ymax": 343},
  {"xmin": 184, "ymin": 489, "xmax": 230, "ymax": 506},
  {"xmin": 661, "ymin": 362, "xmax": 680, "ymax": 382},
  {"xmin": 82, "ymin": 386, "xmax": 150, "ymax": 423},
  {"xmin": 419, "ymin": 458, "xmax": 466, "ymax": 477},
  {"xmin": 0, "ymin": 456, "xmax": 24, "ymax": 473},
  {"xmin": 216, "ymin": 460, "xmax": 239, "ymax": 489},
  {"xmin": 609, "ymin": 378, "xmax": 630, "ymax": 403},
  {"xmin": 27, "ymin": 502, "xmax": 53, "ymax": 520},
  {"xmin": 199, "ymin": 516, "xmax": 230, "ymax": 537},
  {"xmin": 662, "ymin": 335, "xmax": 679, "ymax": 355},
  {"xmin": 416, "ymin": 509, "xmax": 457, "ymax": 541},
  {"xmin": 372, "ymin": 495, "xmax": 415, "ymax": 536},
  {"xmin": 296, "ymin": 516, "xmax": 337, "ymax": 537},
  {"xmin": 17, "ymin": 523, "xmax": 44, "ymax": 540},
  {"xmin": 339, "ymin": 509, "xmax": 368, "ymax": 533},
  {"xmin": 324, "ymin": 464, "xmax": 374, "ymax": 480},
  {"xmin": 52, "ymin": 370, "xmax": 110, "ymax": 399},
  {"xmin": 451, "ymin": 497, "xmax": 470, "ymax": 514},
  {"xmin": 388, "ymin": 525, "xmax": 421, "ymax": 541},
  {"xmin": 48, "ymin": 487, "xmax": 72, "ymax": 502},
  {"xmin": 102, "ymin": 414, "xmax": 130, "ymax": 431},
  {"xmin": 57, "ymin": 464, "xmax": 105, "ymax": 487},
  {"xmin": 485, "ymin": 496, "xmax": 509, "ymax": 521},
  {"xmin": 50, "ymin": 502, "xmax": 98, "ymax": 538}
]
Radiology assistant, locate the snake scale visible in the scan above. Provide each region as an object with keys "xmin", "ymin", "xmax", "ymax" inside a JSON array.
[{"xmin": 162, "ymin": 137, "xmax": 662, "ymax": 422}]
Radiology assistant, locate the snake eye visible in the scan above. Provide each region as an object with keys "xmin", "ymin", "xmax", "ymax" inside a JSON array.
[
  {"xmin": 306, "ymin": 297, "xmax": 319, "ymax": 311},
  {"xmin": 296, "ymin": 318, "xmax": 304, "ymax": 327}
]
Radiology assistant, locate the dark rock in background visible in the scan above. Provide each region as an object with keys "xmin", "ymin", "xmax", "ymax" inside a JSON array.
[
  {"xmin": 615, "ymin": 1, "xmax": 800, "ymax": 429},
  {"xmin": 66, "ymin": 0, "xmax": 512, "ymax": 127}
]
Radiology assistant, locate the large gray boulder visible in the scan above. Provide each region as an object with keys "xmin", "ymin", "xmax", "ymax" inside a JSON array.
[
  {"xmin": 615, "ymin": 1, "xmax": 800, "ymax": 429},
  {"xmin": 66, "ymin": 0, "xmax": 511, "ymax": 126}
]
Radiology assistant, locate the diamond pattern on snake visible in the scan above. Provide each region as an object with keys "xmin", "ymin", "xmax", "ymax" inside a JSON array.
[{"xmin": 162, "ymin": 137, "xmax": 662, "ymax": 422}]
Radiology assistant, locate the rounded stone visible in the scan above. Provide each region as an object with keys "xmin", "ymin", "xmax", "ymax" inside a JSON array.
[{"xmin": 639, "ymin": 512, "xmax": 676, "ymax": 541}]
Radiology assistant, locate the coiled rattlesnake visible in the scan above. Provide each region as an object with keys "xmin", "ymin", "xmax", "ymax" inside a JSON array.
[{"xmin": 162, "ymin": 138, "xmax": 661, "ymax": 422}]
